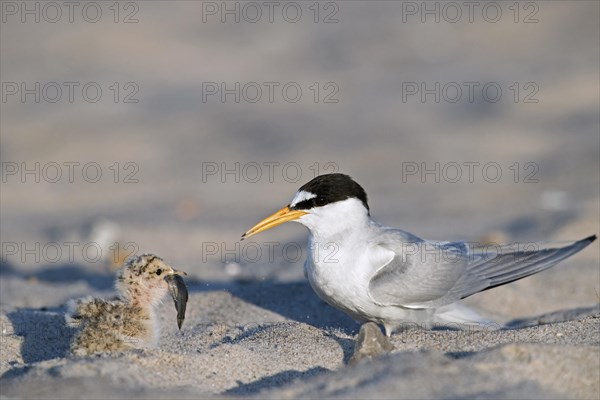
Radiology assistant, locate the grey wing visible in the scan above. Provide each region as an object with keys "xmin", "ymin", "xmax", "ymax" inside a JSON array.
[
  {"xmin": 453, "ymin": 235, "xmax": 596, "ymax": 299},
  {"xmin": 368, "ymin": 235, "xmax": 596, "ymax": 309},
  {"xmin": 368, "ymin": 240, "xmax": 471, "ymax": 308}
]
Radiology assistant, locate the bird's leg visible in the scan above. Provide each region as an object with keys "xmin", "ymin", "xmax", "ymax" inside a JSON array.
[{"xmin": 348, "ymin": 322, "xmax": 395, "ymax": 365}]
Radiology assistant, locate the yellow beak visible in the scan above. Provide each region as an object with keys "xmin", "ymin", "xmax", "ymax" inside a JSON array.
[{"xmin": 242, "ymin": 206, "xmax": 308, "ymax": 239}]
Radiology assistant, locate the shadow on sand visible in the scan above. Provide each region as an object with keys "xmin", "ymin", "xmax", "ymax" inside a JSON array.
[
  {"xmin": 0, "ymin": 260, "xmax": 114, "ymax": 291},
  {"xmin": 2, "ymin": 308, "xmax": 75, "ymax": 379},
  {"xmin": 224, "ymin": 367, "xmax": 330, "ymax": 395}
]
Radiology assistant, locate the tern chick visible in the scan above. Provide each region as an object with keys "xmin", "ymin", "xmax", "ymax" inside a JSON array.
[
  {"xmin": 66, "ymin": 253, "xmax": 188, "ymax": 356},
  {"xmin": 243, "ymin": 173, "xmax": 597, "ymax": 336}
]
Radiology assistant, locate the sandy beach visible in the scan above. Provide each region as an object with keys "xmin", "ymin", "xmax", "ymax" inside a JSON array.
[{"xmin": 1, "ymin": 1, "xmax": 599, "ymax": 398}]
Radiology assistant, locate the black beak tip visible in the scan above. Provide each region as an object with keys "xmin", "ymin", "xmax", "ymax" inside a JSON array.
[{"xmin": 166, "ymin": 274, "xmax": 188, "ymax": 331}]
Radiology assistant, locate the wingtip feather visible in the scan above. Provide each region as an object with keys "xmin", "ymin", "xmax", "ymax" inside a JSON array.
[{"xmin": 583, "ymin": 234, "xmax": 597, "ymax": 243}]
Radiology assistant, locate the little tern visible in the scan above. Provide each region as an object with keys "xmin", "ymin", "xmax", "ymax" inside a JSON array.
[
  {"xmin": 66, "ymin": 254, "xmax": 188, "ymax": 355},
  {"xmin": 242, "ymin": 173, "xmax": 596, "ymax": 336}
]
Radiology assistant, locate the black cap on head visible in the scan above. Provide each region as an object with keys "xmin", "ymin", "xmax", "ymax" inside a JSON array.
[{"xmin": 291, "ymin": 173, "xmax": 369, "ymax": 213}]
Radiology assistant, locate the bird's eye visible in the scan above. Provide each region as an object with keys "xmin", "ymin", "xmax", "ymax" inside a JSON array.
[
  {"xmin": 156, "ymin": 269, "xmax": 162, "ymax": 275},
  {"xmin": 315, "ymin": 196, "xmax": 327, "ymax": 206}
]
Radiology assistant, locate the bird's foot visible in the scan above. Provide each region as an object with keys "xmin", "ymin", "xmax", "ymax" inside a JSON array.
[{"xmin": 348, "ymin": 322, "xmax": 395, "ymax": 365}]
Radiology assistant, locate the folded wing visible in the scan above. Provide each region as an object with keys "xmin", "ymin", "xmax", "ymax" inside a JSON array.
[{"xmin": 368, "ymin": 234, "xmax": 596, "ymax": 309}]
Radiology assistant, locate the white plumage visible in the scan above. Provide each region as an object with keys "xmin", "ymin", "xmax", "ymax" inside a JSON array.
[{"xmin": 244, "ymin": 174, "xmax": 596, "ymax": 336}]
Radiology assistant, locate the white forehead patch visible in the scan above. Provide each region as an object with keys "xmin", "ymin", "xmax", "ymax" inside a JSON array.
[{"xmin": 290, "ymin": 190, "xmax": 316, "ymax": 207}]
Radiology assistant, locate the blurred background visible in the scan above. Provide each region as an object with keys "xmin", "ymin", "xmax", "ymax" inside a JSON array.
[{"xmin": 1, "ymin": 1, "xmax": 598, "ymax": 317}]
